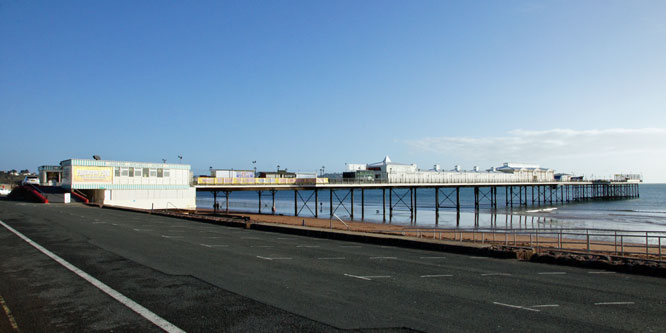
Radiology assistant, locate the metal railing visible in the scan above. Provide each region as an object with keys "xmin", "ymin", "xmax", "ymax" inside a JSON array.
[{"xmin": 345, "ymin": 226, "xmax": 665, "ymax": 262}]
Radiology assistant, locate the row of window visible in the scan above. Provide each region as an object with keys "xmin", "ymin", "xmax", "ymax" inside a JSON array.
[{"xmin": 114, "ymin": 167, "xmax": 171, "ymax": 178}]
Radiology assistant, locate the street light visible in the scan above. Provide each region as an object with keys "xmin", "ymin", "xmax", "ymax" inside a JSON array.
[
  {"xmin": 321, "ymin": 165, "xmax": 325, "ymax": 176},
  {"xmin": 252, "ymin": 161, "xmax": 257, "ymax": 176},
  {"xmin": 277, "ymin": 164, "xmax": 280, "ymax": 172}
]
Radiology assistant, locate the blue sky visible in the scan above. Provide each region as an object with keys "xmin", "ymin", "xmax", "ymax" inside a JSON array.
[{"xmin": 2, "ymin": 1, "xmax": 665, "ymax": 181}]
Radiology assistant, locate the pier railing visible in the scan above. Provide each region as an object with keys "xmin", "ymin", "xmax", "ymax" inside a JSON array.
[{"xmin": 360, "ymin": 226, "xmax": 665, "ymax": 262}]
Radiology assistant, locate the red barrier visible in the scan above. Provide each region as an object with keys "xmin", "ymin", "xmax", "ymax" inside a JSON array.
[
  {"xmin": 71, "ymin": 191, "xmax": 89, "ymax": 203},
  {"xmin": 24, "ymin": 185, "xmax": 48, "ymax": 203}
]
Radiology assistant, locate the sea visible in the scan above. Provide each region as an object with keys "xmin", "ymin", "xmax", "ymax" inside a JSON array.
[{"xmin": 196, "ymin": 184, "xmax": 666, "ymax": 232}]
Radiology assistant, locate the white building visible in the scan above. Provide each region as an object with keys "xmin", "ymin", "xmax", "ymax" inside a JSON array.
[
  {"xmin": 59, "ymin": 159, "xmax": 195, "ymax": 210},
  {"xmin": 346, "ymin": 156, "xmax": 556, "ymax": 183}
]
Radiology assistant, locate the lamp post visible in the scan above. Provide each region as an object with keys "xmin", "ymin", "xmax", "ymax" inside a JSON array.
[
  {"xmin": 321, "ymin": 165, "xmax": 325, "ymax": 177},
  {"xmin": 252, "ymin": 161, "xmax": 257, "ymax": 176}
]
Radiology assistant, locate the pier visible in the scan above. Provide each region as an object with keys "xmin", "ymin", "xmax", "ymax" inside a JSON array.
[{"xmin": 196, "ymin": 180, "xmax": 640, "ymax": 222}]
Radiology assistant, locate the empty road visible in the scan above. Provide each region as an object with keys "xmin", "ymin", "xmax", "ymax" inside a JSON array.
[{"xmin": 0, "ymin": 200, "xmax": 664, "ymax": 332}]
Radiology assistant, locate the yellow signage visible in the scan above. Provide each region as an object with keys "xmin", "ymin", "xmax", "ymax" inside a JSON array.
[{"xmin": 73, "ymin": 166, "xmax": 113, "ymax": 183}]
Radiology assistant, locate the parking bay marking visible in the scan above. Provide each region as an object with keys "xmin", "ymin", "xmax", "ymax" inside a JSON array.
[
  {"xmin": 344, "ymin": 274, "xmax": 391, "ymax": 281},
  {"xmin": 256, "ymin": 256, "xmax": 292, "ymax": 261}
]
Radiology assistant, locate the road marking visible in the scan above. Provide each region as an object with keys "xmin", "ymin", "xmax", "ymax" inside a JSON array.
[
  {"xmin": 481, "ymin": 273, "xmax": 512, "ymax": 276},
  {"xmin": 318, "ymin": 257, "xmax": 345, "ymax": 260},
  {"xmin": 251, "ymin": 245, "xmax": 274, "ymax": 248},
  {"xmin": 161, "ymin": 235, "xmax": 184, "ymax": 239},
  {"xmin": 420, "ymin": 274, "xmax": 453, "ymax": 278},
  {"xmin": 92, "ymin": 222, "xmax": 107, "ymax": 224},
  {"xmin": 420, "ymin": 256, "xmax": 446, "ymax": 259},
  {"xmin": 588, "ymin": 271, "xmax": 616, "ymax": 274},
  {"xmin": 531, "ymin": 304, "xmax": 560, "ymax": 308},
  {"xmin": 493, "ymin": 302, "xmax": 540, "ymax": 312},
  {"xmin": 111, "ymin": 223, "xmax": 119, "ymax": 226},
  {"xmin": 339, "ymin": 245, "xmax": 361, "ymax": 248},
  {"xmin": 133, "ymin": 229, "xmax": 154, "ymax": 232},
  {"xmin": 199, "ymin": 244, "xmax": 229, "ymax": 248},
  {"xmin": 256, "ymin": 256, "xmax": 292, "ymax": 261},
  {"xmin": 469, "ymin": 257, "xmax": 489, "ymax": 259},
  {"xmin": 242, "ymin": 237, "xmax": 261, "ymax": 240},
  {"xmin": 0, "ymin": 219, "xmax": 185, "ymax": 333},
  {"xmin": 204, "ymin": 236, "xmax": 223, "ymax": 239},
  {"xmin": 296, "ymin": 245, "xmax": 320, "ymax": 248},
  {"xmin": 538, "ymin": 272, "xmax": 566, "ymax": 275},
  {"xmin": 369, "ymin": 257, "xmax": 397, "ymax": 260},
  {"xmin": 0, "ymin": 294, "xmax": 18, "ymax": 331},
  {"xmin": 594, "ymin": 302, "xmax": 634, "ymax": 305},
  {"xmin": 276, "ymin": 237, "xmax": 295, "ymax": 240},
  {"xmin": 344, "ymin": 274, "xmax": 391, "ymax": 281}
]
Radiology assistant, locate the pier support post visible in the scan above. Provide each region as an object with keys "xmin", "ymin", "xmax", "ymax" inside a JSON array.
[
  {"xmin": 294, "ymin": 190, "xmax": 298, "ymax": 216},
  {"xmin": 382, "ymin": 188, "xmax": 386, "ymax": 221},
  {"xmin": 315, "ymin": 189, "xmax": 318, "ymax": 218},
  {"xmin": 531, "ymin": 186, "xmax": 535, "ymax": 205},
  {"xmin": 456, "ymin": 187, "xmax": 461, "ymax": 212},
  {"xmin": 435, "ymin": 188, "xmax": 439, "ymax": 218},
  {"xmin": 272, "ymin": 190, "xmax": 276, "ymax": 214},
  {"xmin": 474, "ymin": 187, "xmax": 479, "ymax": 210},
  {"xmin": 213, "ymin": 191, "xmax": 218, "ymax": 214},
  {"xmin": 361, "ymin": 188, "xmax": 364, "ymax": 221},
  {"xmin": 510, "ymin": 186, "xmax": 513, "ymax": 207},
  {"xmin": 258, "ymin": 191, "xmax": 261, "ymax": 214},
  {"xmin": 330, "ymin": 189, "xmax": 333, "ymax": 217},
  {"xmin": 225, "ymin": 191, "xmax": 229, "ymax": 213},
  {"xmin": 389, "ymin": 189, "xmax": 393, "ymax": 219},
  {"xmin": 413, "ymin": 187, "xmax": 417, "ymax": 222},
  {"xmin": 350, "ymin": 188, "xmax": 354, "ymax": 220}
]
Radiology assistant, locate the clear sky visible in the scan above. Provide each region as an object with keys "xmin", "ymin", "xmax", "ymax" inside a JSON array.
[{"xmin": 2, "ymin": 1, "xmax": 665, "ymax": 181}]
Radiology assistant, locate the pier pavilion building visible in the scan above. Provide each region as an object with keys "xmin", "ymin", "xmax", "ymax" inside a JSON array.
[
  {"xmin": 344, "ymin": 156, "xmax": 555, "ymax": 183},
  {"xmin": 45, "ymin": 159, "xmax": 196, "ymax": 210}
]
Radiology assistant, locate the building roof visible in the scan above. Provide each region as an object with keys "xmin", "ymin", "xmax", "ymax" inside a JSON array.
[
  {"xmin": 60, "ymin": 159, "xmax": 191, "ymax": 170},
  {"xmin": 367, "ymin": 155, "xmax": 412, "ymax": 167}
]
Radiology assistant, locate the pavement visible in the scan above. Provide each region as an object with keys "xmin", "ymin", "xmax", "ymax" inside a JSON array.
[{"xmin": 0, "ymin": 200, "xmax": 665, "ymax": 332}]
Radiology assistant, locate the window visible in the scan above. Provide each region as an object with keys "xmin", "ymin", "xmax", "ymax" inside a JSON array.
[
  {"xmin": 149, "ymin": 169, "xmax": 157, "ymax": 177},
  {"xmin": 120, "ymin": 168, "xmax": 129, "ymax": 177},
  {"xmin": 163, "ymin": 169, "xmax": 170, "ymax": 178},
  {"xmin": 143, "ymin": 168, "xmax": 149, "ymax": 177},
  {"xmin": 157, "ymin": 168, "xmax": 163, "ymax": 178},
  {"xmin": 134, "ymin": 168, "xmax": 142, "ymax": 177},
  {"xmin": 128, "ymin": 167, "xmax": 134, "ymax": 177},
  {"xmin": 114, "ymin": 167, "xmax": 120, "ymax": 177}
]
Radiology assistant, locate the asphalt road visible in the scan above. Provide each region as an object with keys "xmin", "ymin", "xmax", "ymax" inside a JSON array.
[{"xmin": 0, "ymin": 200, "xmax": 665, "ymax": 332}]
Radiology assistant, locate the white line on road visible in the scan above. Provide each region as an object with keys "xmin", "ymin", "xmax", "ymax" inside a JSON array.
[
  {"xmin": 531, "ymin": 304, "xmax": 560, "ymax": 308},
  {"xmin": 242, "ymin": 237, "xmax": 261, "ymax": 240},
  {"xmin": 161, "ymin": 235, "xmax": 184, "ymax": 239},
  {"xmin": 420, "ymin": 274, "xmax": 453, "ymax": 278},
  {"xmin": 251, "ymin": 245, "xmax": 274, "ymax": 248},
  {"xmin": 344, "ymin": 274, "xmax": 391, "ymax": 281},
  {"xmin": 538, "ymin": 272, "xmax": 567, "ymax": 275},
  {"xmin": 296, "ymin": 245, "xmax": 320, "ymax": 248},
  {"xmin": 594, "ymin": 302, "xmax": 635, "ymax": 305},
  {"xmin": 318, "ymin": 257, "xmax": 345, "ymax": 260},
  {"xmin": 419, "ymin": 256, "xmax": 446, "ymax": 259},
  {"xmin": 339, "ymin": 245, "xmax": 361, "ymax": 248},
  {"xmin": 369, "ymin": 257, "xmax": 397, "ymax": 260},
  {"xmin": 481, "ymin": 273, "xmax": 512, "ymax": 276},
  {"xmin": 256, "ymin": 256, "xmax": 292, "ymax": 261},
  {"xmin": 493, "ymin": 302, "xmax": 540, "ymax": 312},
  {"xmin": 588, "ymin": 271, "xmax": 616, "ymax": 274},
  {"xmin": 199, "ymin": 244, "xmax": 229, "ymax": 248},
  {"xmin": 0, "ymin": 219, "xmax": 185, "ymax": 333},
  {"xmin": 133, "ymin": 229, "xmax": 154, "ymax": 232},
  {"xmin": 92, "ymin": 222, "xmax": 107, "ymax": 224},
  {"xmin": 276, "ymin": 237, "xmax": 295, "ymax": 240}
]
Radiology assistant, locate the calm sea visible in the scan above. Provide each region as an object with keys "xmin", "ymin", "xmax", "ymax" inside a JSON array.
[{"xmin": 196, "ymin": 184, "xmax": 666, "ymax": 231}]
